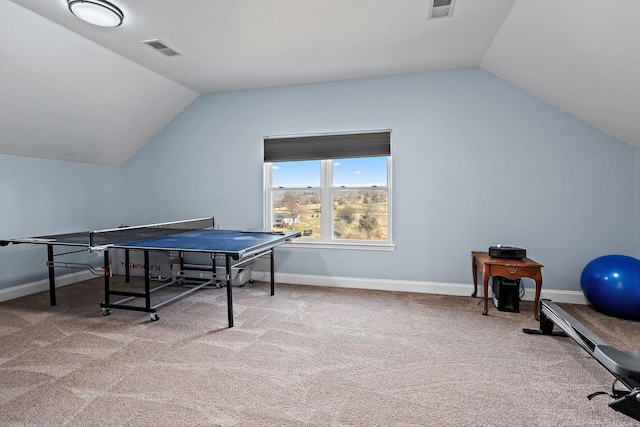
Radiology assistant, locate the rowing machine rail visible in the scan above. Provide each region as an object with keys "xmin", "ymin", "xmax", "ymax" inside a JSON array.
[{"xmin": 524, "ymin": 299, "xmax": 640, "ymax": 422}]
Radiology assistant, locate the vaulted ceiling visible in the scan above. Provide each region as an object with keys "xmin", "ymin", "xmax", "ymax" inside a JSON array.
[{"xmin": 3, "ymin": 0, "xmax": 639, "ymax": 166}]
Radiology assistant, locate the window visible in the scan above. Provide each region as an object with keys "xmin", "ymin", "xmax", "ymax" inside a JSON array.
[{"xmin": 264, "ymin": 131, "xmax": 392, "ymax": 248}]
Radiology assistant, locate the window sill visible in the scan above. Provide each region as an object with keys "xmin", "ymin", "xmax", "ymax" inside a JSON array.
[{"xmin": 281, "ymin": 240, "xmax": 395, "ymax": 251}]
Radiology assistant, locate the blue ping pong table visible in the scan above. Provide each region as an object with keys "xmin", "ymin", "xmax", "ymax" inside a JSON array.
[
  {"xmin": 1, "ymin": 218, "xmax": 299, "ymax": 327},
  {"xmin": 100, "ymin": 229, "xmax": 300, "ymax": 327}
]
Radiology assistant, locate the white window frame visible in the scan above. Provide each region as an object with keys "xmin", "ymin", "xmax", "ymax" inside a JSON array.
[{"xmin": 264, "ymin": 157, "xmax": 394, "ymax": 251}]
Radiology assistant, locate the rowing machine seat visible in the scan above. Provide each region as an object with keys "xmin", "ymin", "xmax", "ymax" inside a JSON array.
[{"xmin": 595, "ymin": 345, "xmax": 640, "ymax": 380}]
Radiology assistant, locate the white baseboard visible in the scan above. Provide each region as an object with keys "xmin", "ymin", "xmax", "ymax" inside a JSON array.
[
  {"xmin": 269, "ymin": 272, "xmax": 589, "ymax": 305},
  {"xmin": 1, "ymin": 270, "xmax": 589, "ymax": 306},
  {"xmin": 0, "ymin": 271, "xmax": 97, "ymax": 303}
]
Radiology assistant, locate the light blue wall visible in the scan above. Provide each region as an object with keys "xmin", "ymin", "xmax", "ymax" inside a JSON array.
[
  {"xmin": 0, "ymin": 155, "xmax": 121, "ymax": 289},
  {"xmin": 637, "ymin": 151, "xmax": 640, "ymax": 257},
  {"xmin": 1, "ymin": 68, "xmax": 634, "ymax": 295},
  {"xmin": 123, "ymin": 68, "xmax": 636, "ymax": 292}
]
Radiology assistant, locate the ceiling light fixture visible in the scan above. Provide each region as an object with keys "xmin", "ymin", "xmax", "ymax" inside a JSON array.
[{"xmin": 67, "ymin": 0, "xmax": 124, "ymax": 27}]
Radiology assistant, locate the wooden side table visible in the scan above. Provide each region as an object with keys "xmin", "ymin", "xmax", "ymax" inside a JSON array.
[{"xmin": 471, "ymin": 251, "xmax": 544, "ymax": 320}]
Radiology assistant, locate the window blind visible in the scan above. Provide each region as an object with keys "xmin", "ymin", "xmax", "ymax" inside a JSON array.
[{"xmin": 264, "ymin": 131, "xmax": 390, "ymax": 162}]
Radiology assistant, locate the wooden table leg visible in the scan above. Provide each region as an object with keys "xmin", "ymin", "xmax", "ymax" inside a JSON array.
[
  {"xmin": 471, "ymin": 257, "xmax": 478, "ymax": 297},
  {"xmin": 482, "ymin": 267, "xmax": 490, "ymax": 316},
  {"xmin": 534, "ymin": 270, "xmax": 542, "ymax": 321}
]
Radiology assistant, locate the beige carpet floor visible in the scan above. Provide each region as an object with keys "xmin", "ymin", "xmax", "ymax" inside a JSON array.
[{"xmin": 1, "ymin": 277, "xmax": 639, "ymax": 426}]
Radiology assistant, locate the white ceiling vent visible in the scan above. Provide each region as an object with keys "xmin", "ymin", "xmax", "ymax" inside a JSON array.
[
  {"xmin": 142, "ymin": 39, "xmax": 181, "ymax": 57},
  {"xmin": 428, "ymin": 0, "xmax": 456, "ymax": 19}
]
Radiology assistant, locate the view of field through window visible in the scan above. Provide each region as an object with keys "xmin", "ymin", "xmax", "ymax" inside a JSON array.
[
  {"xmin": 272, "ymin": 188, "xmax": 388, "ymax": 240},
  {"xmin": 271, "ymin": 157, "xmax": 388, "ymax": 241}
]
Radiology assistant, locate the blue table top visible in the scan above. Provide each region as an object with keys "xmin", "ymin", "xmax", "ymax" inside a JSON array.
[{"xmin": 111, "ymin": 230, "xmax": 299, "ymax": 259}]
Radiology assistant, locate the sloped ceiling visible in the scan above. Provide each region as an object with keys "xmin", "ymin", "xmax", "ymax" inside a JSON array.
[
  {"xmin": 481, "ymin": 0, "xmax": 640, "ymax": 151},
  {"xmin": 1, "ymin": 1, "xmax": 198, "ymax": 166},
  {"xmin": 2, "ymin": 0, "xmax": 639, "ymax": 166}
]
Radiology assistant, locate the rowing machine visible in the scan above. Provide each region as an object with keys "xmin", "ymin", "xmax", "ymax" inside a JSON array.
[{"xmin": 524, "ymin": 299, "xmax": 640, "ymax": 422}]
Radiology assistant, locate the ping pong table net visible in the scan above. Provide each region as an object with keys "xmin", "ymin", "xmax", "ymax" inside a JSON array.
[{"xmin": 89, "ymin": 217, "xmax": 215, "ymax": 248}]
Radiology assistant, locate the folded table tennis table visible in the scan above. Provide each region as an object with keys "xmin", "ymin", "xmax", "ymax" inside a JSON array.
[
  {"xmin": 0, "ymin": 230, "xmax": 101, "ymax": 306},
  {"xmin": 1, "ymin": 217, "xmax": 299, "ymax": 327}
]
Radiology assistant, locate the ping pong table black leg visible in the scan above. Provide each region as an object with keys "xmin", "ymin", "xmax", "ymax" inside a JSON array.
[
  {"xmin": 142, "ymin": 250, "xmax": 159, "ymax": 321},
  {"xmin": 226, "ymin": 254, "xmax": 233, "ymax": 328},
  {"xmin": 144, "ymin": 250, "xmax": 151, "ymax": 310},
  {"xmin": 270, "ymin": 249, "xmax": 275, "ymax": 296},
  {"xmin": 102, "ymin": 250, "xmax": 111, "ymax": 315},
  {"xmin": 46, "ymin": 244, "xmax": 56, "ymax": 306}
]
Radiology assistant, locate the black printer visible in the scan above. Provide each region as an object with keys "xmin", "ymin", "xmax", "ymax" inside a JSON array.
[{"xmin": 488, "ymin": 245, "xmax": 526, "ymax": 260}]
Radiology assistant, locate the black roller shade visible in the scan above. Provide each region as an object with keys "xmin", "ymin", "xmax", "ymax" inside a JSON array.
[{"xmin": 264, "ymin": 131, "xmax": 390, "ymax": 162}]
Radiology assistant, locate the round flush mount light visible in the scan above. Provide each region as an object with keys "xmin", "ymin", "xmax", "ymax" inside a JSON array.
[{"xmin": 67, "ymin": 0, "xmax": 124, "ymax": 27}]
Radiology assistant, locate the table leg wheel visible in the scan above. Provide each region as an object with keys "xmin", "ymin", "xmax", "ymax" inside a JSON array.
[
  {"xmin": 150, "ymin": 313, "xmax": 159, "ymax": 321},
  {"xmin": 102, "ymin": 308, "xmax": 110, "ymax": 316}
]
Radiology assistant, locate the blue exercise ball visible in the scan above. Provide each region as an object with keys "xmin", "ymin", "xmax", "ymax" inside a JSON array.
[{"xmin": 581, "ymin": 254, "xmax": 640, "ymax": 318}]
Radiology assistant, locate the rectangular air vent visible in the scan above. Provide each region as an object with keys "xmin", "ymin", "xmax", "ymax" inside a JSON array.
[
  {"xmin": 428, "ymin": 0, "xmax": 456, "ymax": 19},
  {"xmin": 142, "ymin": 39, "xmax": 181, "ymax": 57}
]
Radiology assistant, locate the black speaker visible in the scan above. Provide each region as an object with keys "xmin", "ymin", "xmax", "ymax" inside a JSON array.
[{"xmin": 492, "ymin": 277, "xmax": 520, "ymax": 312}]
